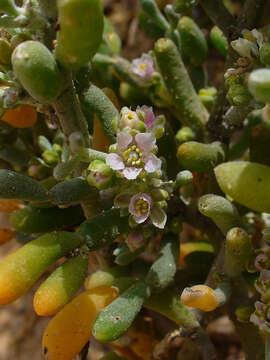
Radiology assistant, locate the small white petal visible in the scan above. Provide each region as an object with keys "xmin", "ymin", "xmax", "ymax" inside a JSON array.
[
  {"xmin": 143, "ymin": 153, "xmax": 162, "ymax": 173},
  {"xmin": 135, "ymin": 132, "xmax": 156, "ymax": 151},
  {"xmin": 106, "ymin": 153, "xmax": 125, "ymax": 170},
  {"xmin": 122, "ymin": 167, "xmax": 142, "ymax": 180},
  {"xmin": 117, "ymin": 132, "xmax": 132, "ymax": 150}
]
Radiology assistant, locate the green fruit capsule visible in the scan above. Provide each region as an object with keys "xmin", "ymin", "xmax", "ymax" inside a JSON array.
[
  {"xmin": 0, "ymin": 169, "xmax": 50, "ymax": 201},
  {"xmin": 177, "ymin": 141, "xmax": 225, "ymax": 172},
  {"xmin": 12, "ymin": 41, "xmax": 62, "ymax": 103},
  {"xmin": 55, "ymin": 0, "xmax": 104, "ymax": 69},
  {"xmin": 0, "ymin": 231, "xmax": 82, "ymax": 305},
  {"xmin": 146, "ymin": 234, "xmax": 179, "ymax": 292},
  {"xmin": 34, "ymin": 254, "xmax": 88, "ymax": 316},
  {"xmin": 215, "ymin": 161, "xmax": 270, "ymax": 213},
  {"xmin": 198, "ymin": 194, "xmax": 241, "ymax": 235},
  {"xmin": 248, "ymin": 69, "xmax": 270, "ymax": 104},
  {"xmin": 11, "ymin": 205, "xmax": 84, "ymax": 234},
  {"xmin": 177, "ymin": 17, "xmax": 208, "ymax": 66},
  {"xmin": 93, "ymin": 281, "xmax": 151, "ymax": 342}
]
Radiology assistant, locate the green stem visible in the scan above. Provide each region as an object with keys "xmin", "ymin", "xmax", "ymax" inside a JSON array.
[
  {"xmin": 53, "ymin": 71, "xmax": 90, "ymax": 148},
  {"xmin": 53, "ymin": 71, "xmax": 99, "ymax": 219}
]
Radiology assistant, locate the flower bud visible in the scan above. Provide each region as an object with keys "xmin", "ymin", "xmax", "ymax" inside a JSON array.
[
  {"xmin": 175, "ymin": 170, "xmax": 193, "ymax": 187},
  {"xmin": 248, "ymin": 69, "xmax": 270, "ymax": 103},
  {"xmin": 150, "ymin": 189, "xmax": 168, "ymax": 201},
  {"xmin": 87, "ymin": 160, "xmax": 113, "ymax": 190},
  {"xmin": 227, "ymin": 84, "xmax": 252, "ymax": 106},
  {"xmin": 175, "ymin": 127, "xmax": 196, "ymax": 145},
  {"xmin": 42, "ymin": 150, "xmax": 59, "ymax": 165}
]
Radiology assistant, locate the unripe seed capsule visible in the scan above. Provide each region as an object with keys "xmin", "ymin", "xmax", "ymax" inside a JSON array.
[
  {"xmin": 0, "ymin": 231, "xmax": 82, "ymax": 305},
  {"xmin": 34, "ymin": 254, "xmax": 88, "ymax": 316},
  {"xmin": 12, "ymin": 41, "xmax": 62, "ymax": 103},
  {"xmin": 181, "ymin": 285, "xmax": 219, "ymax": 312},
  {"xmin": 42, "ymin": 286, "xmax": 118, "ymax": 360},
  {"xmin": 215, "ymin": 161, "xmax": 270, "ymax": 213}
]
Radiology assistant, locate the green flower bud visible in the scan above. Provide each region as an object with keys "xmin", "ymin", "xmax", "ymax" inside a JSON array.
[
  {"xmin": 259, "ymin": 43, "xmax": 270, "ymax": 66},
  {"xmin": 87, "ymin": 160, "xmax": 113, "ymax": 189},
  {"xmin": 150, "ymin": 189, "xmax": 168, "ymax": 201},
  {"xmin": 198, "ymin": 87, "xmax": 217, "ymax": 111},
  {"xmin": 175, "ymin": 170, "xmax": 193, "ymax": 187},
  {"xmin": 227, "ymin": 84, "xmax": 252, "ymax": 106},
  {"xmin": 42, "ymin": 150, "xmax": 59, "ymax": 165},
  {"xmin": 248, "ymin": 69, "xmax": 270, "ymax": 103},
  {"xmin": 175, "ymin": 127, "xmax": 196, "ymax": 145}
]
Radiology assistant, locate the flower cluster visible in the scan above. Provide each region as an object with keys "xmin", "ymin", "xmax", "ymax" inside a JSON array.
[{"xmin": 98, "ymin": 105, "xmax": 169, "ymax": 230}]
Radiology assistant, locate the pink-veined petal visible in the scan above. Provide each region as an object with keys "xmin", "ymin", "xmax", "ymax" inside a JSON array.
[
  {"xmin": 122, "ymin": 167, "xmax": 142, "ymax": 180},
  {"xmin": 143, "ymin": 153, "xmax": 162, "ymax": 173},
  {"xmin": 135, "ymin": 132, "xmax": 155, "ymax": 151},
  {"xmin": 117, "ymin": 132, "xmax": 132, "ymax": 150},
  {"xmin": 106, "ymin": 153, "xmax": 125, "ymax": 170}
]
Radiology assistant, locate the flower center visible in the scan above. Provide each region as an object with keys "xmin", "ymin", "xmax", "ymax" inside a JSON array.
[
  {"xmin": 123, "ymin": 145, "xmax": 143, "ymax": 167},
  {"xmin": 135, "ymin": 198, "xmax": 149, "ymax": 216},
  {"xmin": 127, "ymin": 112, "xmax": 135, "ymax": 120},
  {"xmin": 138, "ymin": 63, "xmax": 147, "ymax": 71}
]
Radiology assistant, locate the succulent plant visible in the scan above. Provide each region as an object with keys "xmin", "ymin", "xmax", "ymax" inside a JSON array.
[{"xmin": 0, "ymin": 0, "xmax": 269, "ymax": 359}]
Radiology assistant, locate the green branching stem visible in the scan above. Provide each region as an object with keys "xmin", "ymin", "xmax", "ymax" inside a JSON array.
[
  {"xmin": 53, "ymin": 71, "xmax": 90, "ymax": 148},
  {"xmin": 52, "ymin": 71, "xmax": 100, "ymax": 219}
]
